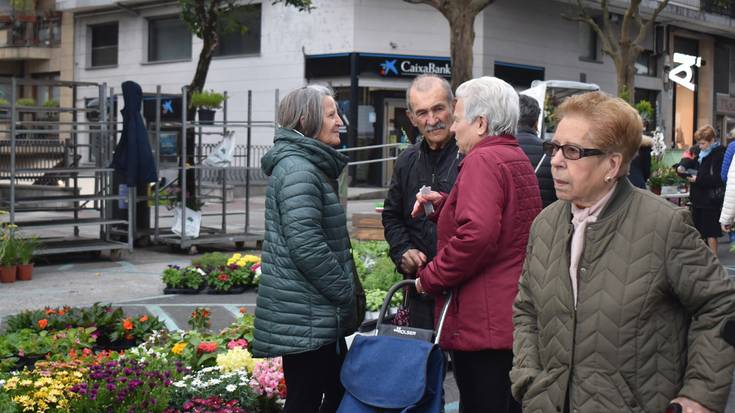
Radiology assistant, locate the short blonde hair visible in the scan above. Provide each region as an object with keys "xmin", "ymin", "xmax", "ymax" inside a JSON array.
[
  {"xmin": 556, "ymin": 92, "xmax": 642, "ymax": 173},
  {"xmin": 694, "ymin": 125, "xmax": 716, "ymax": 142}
]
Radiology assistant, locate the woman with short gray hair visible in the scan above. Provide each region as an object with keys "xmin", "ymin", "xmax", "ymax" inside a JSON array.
[
  {"xmin": 412, "ymin": 76, "xmax": 541, "ymax": 412},
  {"xmin": 253, "ymin": 84, "xmax": 357, "ymax": 413}
]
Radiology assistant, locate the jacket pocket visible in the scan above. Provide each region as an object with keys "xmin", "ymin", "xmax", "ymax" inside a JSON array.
[
  {"xmin": 522, "ymin": 371, "xmax": 556, "ymax": 412},
  {"xmin": 609, "ymin": 371, "xmax": 645, "ymax": 412}
]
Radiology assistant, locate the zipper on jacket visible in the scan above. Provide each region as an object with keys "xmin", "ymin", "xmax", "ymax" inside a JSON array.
[{"xmin": 564, "ymin": 228, "xmax": 578, "ymax": 413}]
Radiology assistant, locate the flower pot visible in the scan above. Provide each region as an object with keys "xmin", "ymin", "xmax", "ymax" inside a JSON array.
[
  {"xmin": 197, "ymin": 108, "xmax": 216, "ymax": 125},
  {"xmin": 163, "ymin": 284, "xmax": 205, "ymax": 294},
  {"xmin": 0, "ymin": 265, "xmax": 16, "ymax": 283},
  {"xmin": 17, "ymin": 263, "xmax": 33, "ymax": 281},
  {"xmin": 206, "ymin": 285, "xmax": 247, "ymax": 294}
]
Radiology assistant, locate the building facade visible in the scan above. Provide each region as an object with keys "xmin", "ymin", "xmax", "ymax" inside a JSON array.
[{"xmin": 55, "ymin": 0, "xmax": 735, "ymax": 186}]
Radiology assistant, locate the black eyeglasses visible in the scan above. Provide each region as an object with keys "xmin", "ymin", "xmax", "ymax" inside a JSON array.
[{"xmin": 542, "ymin": 141, "xmax": 606, "ymax": 160}]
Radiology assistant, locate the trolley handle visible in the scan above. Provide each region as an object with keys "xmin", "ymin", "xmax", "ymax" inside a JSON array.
[{"xmin": 374, "ymin": 279, "xmax": 452, "ymax": 345}]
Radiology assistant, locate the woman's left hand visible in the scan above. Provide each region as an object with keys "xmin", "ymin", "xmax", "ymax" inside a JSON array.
[
  {"xmin": 415, "ymin": 278, "xmax": 425, "ymax": 294},
  {"xmin": 669, "ymin": 397, "xmax": 713, "ymax": 413}
]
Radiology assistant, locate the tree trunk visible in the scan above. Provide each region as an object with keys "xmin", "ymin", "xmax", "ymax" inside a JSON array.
[
  {"xmin": 615, "ymin": 47, "xmax": 637, "ymax": 104},
  {"xmin": 447, "ymin": 11, "xmax": 476, "ymax": 92},
  {"xmin": 183, "ymin": 31, "xmax": 217, "ymax": 211}
]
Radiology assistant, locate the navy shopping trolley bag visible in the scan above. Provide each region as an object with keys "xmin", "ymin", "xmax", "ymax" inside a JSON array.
[{"xmin": 337, "ymin": 279, "xmax": 451, "ymax": 413}]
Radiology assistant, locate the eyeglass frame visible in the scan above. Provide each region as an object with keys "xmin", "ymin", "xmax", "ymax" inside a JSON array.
[{"xmin": 542, "ymin": 141, "xmax": 606, "ymax": 160}]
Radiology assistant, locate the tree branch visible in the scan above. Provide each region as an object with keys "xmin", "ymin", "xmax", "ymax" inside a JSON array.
[
  {"xmin": 621, "ymin": 0, "xmax": 641, "ymax": 43},
  {"xmin": 633, "ymin": 0, "xmax": 669, "ymax": 47},
  {"xmin": 469, "ymin": 0, "xmax": 493, "ymax": 13},
  {"xmin": 402, "ymin": 0, "xmax": 442, "ymax": 7}
]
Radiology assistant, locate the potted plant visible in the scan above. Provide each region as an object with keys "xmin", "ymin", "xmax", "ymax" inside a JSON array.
[
  {"xmin": 162, "ymin": 265, "xmax": 207, "ymax": 294},
  {"xmin": 15, "ymin": 97, "xmax": 36, "ymax": 107},
  {"xmin": 190, "ymin": 90, "xmax": 225, "ymax": 125},
  {"xmin": 0, "ymin": 224, "xmax": 18, "ymax": 283},
  {"xmin": 635, "ymin": 100, "xmax": 654, "ymax": 132},
  {"xmin": 206, "ymin": 270, "xmax": 246, "ymax": 294},
  {"xmin": 15, "ymin": 235, "xmax": 39, "ymax": 281},
  {"xmin": 42, "ymin": 98, "xmax": 59, "ymax": 121}
]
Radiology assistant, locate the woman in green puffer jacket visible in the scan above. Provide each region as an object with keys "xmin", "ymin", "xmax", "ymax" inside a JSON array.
[{"xmin": 253, "ymin": 85, "xmax": 356, "ymax": 413}]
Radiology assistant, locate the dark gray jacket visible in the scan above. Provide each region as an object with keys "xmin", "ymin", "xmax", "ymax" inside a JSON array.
[
  {"xmin": 253, "ymin": 128, "xmax": 356, "ymax": 357},
  {"xmin": 516, "ymin": 129, "xmax": 556, "ymax": 208}
]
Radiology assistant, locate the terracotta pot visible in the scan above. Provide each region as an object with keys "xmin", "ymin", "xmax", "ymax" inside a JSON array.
[
  {"xmin": 0, "ymin": 265, "xmax": 16, "ymax": 283},
  {"xmin": 17, "ymin": 263, "xmax": 33, "ymax": 281}
]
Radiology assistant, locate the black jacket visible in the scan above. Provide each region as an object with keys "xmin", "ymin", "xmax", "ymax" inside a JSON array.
[
  {"xmin": 628, "ymin": 146, "xmax": 652, "ymax": 189},
  {"xmin": 516, "ymin": 129, "xmax": 556, "ymax": 208},
  {"xmin": 382, "ymin": 137, "xmax": 460, "ymax": 271},
  {"xmin": 691, "ymin": 145, "xmax": 726, "ymax": 209}
]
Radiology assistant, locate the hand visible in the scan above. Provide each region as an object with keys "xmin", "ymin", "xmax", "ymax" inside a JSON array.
[
  {"xmin": 722, "ymin": 223, "xmax": 731, "ymax": 233},
  {"xmin": 410, "ymin": 190, "xmax": 444, "ymax": 218},
  {"xmin": 415, "ymin": 278, "xmax": 425, "ymax": 294},
  {"xmin": 400, "ymin": 248, "xmax": 427, "ymax": 274},
  {"xmin": 669, "ymin": 397, "xmax": 713, "ymax": 413},
  {"xmin": 688, "ymin": 176, "xmax": 697, "ymax": 183}
]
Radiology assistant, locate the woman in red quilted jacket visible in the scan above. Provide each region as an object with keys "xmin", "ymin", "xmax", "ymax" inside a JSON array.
[{"xmin": 412, "ymin": 76, "xmax": 542, "ymax": 413}]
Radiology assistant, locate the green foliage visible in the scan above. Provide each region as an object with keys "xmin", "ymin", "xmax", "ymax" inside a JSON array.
[
  {"xmin": 15, "ymin": 98, "xmax": 35, "ymax": 107},
  {"xmin": 0, "ymin": 390, "xmax": 16, "ymax": 413},
  {"xmin": 0, "ymin": 226, "xmax": 17, "ymax": 266},
  {"xmin": 0, "ymin": 98, "xmax": 8, "ymax": 106},
  {"xmin": 162, "ymin": 265, "xmax": 206, "ymax": 290},
  {"xmin": 635, "ymin": 99, "xmax": 654, "ymax": 121},
  {"xmin": 191, "ymin": 251, "xmax": 228, "ymax": 273},
  {"xmin": 190, "ymin": 90, "xmax": 225, "ymax": 110},
  {"xmin": 42, "ymin": 99, "xmax": 59, "ymax": 108},
  {"xmin": 648, "ymin": 158, "xmax": 685, "ymax": 188},
  {"xmin": 15, "ymin": 236, "xmax": 39, "ymax": 265},
  {"xmin": 10, "ymin": 0, "xmax": 33, "ymax": 12},
  {"xmin": 366, "ymin": 289, "xmax": 403, "ymax": 312},
  {"xmin": 619, "ymin": 86, "xmax": 632, "ymax": 104}
]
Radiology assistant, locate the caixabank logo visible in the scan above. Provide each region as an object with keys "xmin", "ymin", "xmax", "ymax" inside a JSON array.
[{"xmin": 379, "ymin": 58, "xmax": 451, "ymax": 77}]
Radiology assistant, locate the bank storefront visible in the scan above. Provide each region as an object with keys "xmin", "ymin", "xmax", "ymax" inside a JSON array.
[{"xmin": 305, "ymin": 52, "xmax": 451, "ymax": 186}]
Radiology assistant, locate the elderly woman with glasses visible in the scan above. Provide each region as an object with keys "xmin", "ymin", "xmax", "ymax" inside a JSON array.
[
  {"xmin": 511, "ymin": 92, "xmax": 735, "ymax": 413},
  {"xmin": 412, "ymin": 76, "xmax": 542, "ymax": 412}
]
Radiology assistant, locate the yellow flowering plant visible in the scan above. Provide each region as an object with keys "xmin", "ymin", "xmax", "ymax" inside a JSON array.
[
  {"xmin": 216, "ymin": 346, "xmax": 256, "ymax": 373},
  {"xmin": 1, "ymin": 360, "xmax": 87, "ymax": 413},
  {"xmin": 224, "ymin": 253, "xmax": 261, "ymax": 288}
]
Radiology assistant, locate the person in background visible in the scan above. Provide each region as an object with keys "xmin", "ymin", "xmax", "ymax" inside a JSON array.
[
  {"xmin": 720, "ymin": 135, "xmax": 735, "ymax": 184},
  {"xmin": 627, "ymin": 135, "xmax": 652, "ymax": 189},
  {"xmin": 382, "ymin": 74, "xmax": 460, "ymax": 329},
  {"xmin": 688, "ymin": 125, "xmax": 725, "ymax": 256},
  {"xmin": 511, "ymin": 92, "xmax": 735, "ymax": 413},
  {"xmin": 517, "ymin": 94, "xmax": 556, "ymax": 208},
  {"xmin": 413, "ymin": 76, "xmax": 541, "ymax": 412},
  {"xmin": 253, "ymin": 85, "xmax": 357, "ymax": 413},
  {"xmin": 673, "ymin": 145, "xmax": 700, "ymax": 180}
]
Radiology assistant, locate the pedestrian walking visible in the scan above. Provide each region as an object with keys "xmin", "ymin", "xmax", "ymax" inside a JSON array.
[
  {"xmin": 511, "ymin": 92, "xmax": 735, "ymax": 413},
  {"xmin": 688, "ymin": 125, "xmax": 725, "ymax": 256},
  {"xmin": 412, "ymin": 76, "xmax": 541, "ymax": 413},
  {"xmin": 382, "ymin": 74, "xmax": 460, "ymax": 329},
  {"xmin": 253, "ymin": 85, "xmax": 357, "ymax": 413}
]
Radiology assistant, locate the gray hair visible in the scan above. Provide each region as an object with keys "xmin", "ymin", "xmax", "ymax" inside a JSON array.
[
  {"xmin": 406, "ymin": 74, "xmax": 453, "ymax": 113},
  {"xmin": 455, "ymin": 76, "xmax": 519, "ymax": 136},
  {"xmin": 518, "ymin": 94, "xmax": 540, "ymax": 132},
  {"xmin": 277, "ymin": 84, "xmax": 334, "ymax": 138}
]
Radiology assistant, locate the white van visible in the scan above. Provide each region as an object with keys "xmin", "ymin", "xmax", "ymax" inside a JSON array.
[{"xmin": 520, "ymin": 80, "xmax": 600, "ymax": 139}]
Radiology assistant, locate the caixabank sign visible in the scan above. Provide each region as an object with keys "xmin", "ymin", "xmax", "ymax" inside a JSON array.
[{"xmin": 305, "ymin": 52, "xmax": 452, "ymax": 80}]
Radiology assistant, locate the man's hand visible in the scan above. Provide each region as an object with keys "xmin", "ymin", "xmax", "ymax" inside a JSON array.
[
  {"xmin": 722, "ymin": 223, "xmax": 731, "ymax": 233},
  {"xmin": 400, "ymin": 248, "xmax": 427, "ymax": 274},
  {"xmin": 669, "ymin": 397, "xmax": 713, "ymax": 413},
  {"xmin": 411, "ymin": 190, "xmax": 444, "ymax": 218}
]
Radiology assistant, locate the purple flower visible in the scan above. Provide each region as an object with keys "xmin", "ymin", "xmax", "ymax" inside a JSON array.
[{"xmin": 106, "ymin": 383, "xmax": 116, "ymax": 391}]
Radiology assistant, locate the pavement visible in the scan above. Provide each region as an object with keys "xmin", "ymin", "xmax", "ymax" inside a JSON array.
[{"xmin": 2, "ymin": 189, "xmax": 735, "ymax": 411}]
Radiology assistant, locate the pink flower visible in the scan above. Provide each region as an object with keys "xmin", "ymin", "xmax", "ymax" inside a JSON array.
[
  {"xmin": 250, "ymin": 357, "xmax": 286, "ymax": 399},
  {"xmin": 227, "ymin": 339, "xmax": 249, "ymax": 350}
]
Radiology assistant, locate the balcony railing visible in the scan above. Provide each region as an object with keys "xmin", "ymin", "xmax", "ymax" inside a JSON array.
[
  {"xmin": 702, "ymin": 0, "xmax": 735, "ymax": 18},
  {"xmin": 0, "ymin": 15, "xmax": 61, "ymax": 48}
]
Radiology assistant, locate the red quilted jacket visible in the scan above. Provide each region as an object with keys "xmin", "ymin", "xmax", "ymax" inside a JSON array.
[{"xmin": 418, "ymin": 135, "xmax": 541, "ymax": 351}]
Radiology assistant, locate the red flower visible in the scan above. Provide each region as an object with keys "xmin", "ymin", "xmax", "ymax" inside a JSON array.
[
  {"xmin": 38, "ymin": 319, "xmax": 48, "ymax": 329},
  {"xmin": 122, "ymin": 318, "xmax": 133, "ymax": 330},
  {"xmin": 239, "ymin": 307, "xmax": 247, "ymax": 314},
  {"xmin": 217, "ymin": 273, "xmax": 229, "ymax": 282},
  {"xmin": 197, "ymin": 341, "xmax": 218, "ymax": 353},
  {"xmin": 139, "ymin": 315, "xmax": 148, "ymax": 323}
]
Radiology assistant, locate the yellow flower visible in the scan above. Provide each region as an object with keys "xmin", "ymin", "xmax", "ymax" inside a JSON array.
[
  {"xmin": 172, "ymin": 342, "xmax": 187, "ymax": 355},
  {"xmin": 216, "ymin": 347, "xmax": 256, "ymax": 373},
  {"xmin": 20, "ymin": 379, "xmax": 33, "ymax": 386}
]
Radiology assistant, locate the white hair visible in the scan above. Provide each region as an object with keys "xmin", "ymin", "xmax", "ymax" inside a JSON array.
[{"xmin": 455, "ymin": 76, "xmax": 519, "ymax": 136}]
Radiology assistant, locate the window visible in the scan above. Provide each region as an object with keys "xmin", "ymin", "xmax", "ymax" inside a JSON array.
[
  {"xmin": 213, "ymin": 4, "xmax": 261, "ymax": 57},
  {"xmin": 90, "ymin": 22, "xmax": 118, "ymax": 67},
  {"xmin": 578, "ymin": 21, "xmax": 599, "ymax": 61},
  {"xmin": 148, "ymin": 16, "xmax": 191, "ymax": 62},
  {"xmin": 494, "ymin": 61, "xmax": 544, "ymax": 90},
  {"xmin": 730, "ymin": 45, "xmax": 735, "ymax": 95},
  {"xmin": 635, "ymin": 50, "xmax": 658, "ymax": 77}
]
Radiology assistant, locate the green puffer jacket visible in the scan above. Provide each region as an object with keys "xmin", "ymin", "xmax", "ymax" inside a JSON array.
[
  {"xmin": 512, "ymin": 180, "xmax": 735, "ymax": 413},
  {"xmin": 253, "ymin": 128, "xmax": 355, "ymax": 358}
]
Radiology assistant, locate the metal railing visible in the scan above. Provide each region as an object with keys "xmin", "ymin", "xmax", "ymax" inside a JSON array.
[
  {"xmin": 0, "ymin": 16, "xmax": 61, "ymax": 48},
  {"xmin": 198, "ymin": 143, "xmax": 270, "ymax": 184},
  {"xmin": 0, "ymin": 138, "xmax": 73, "ymax": 183},
  {"xmin": 702, "ymin": 0, "xmax": 735, "ymax": 17}
]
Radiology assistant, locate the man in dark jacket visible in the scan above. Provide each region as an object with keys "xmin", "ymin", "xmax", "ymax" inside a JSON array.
[
  {"xmin": 382, "ymin": 74, "xmax": 460, "ymax": 329},
  {"xmin": 516, "ymin": 94, "xmax": 556, "ymax": 207}
]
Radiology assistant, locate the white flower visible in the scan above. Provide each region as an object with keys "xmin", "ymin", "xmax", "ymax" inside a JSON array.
[
  {"xmin": 173, "ymin": 381, "xmax": 186, "ymax": 388},
  {"xmin": 0, "ymin": 379, "xmax": 5, "ymax": 389},
  {"xmin": 226, "ymin": 384, "xmax": 237, "ymax": 392}
]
